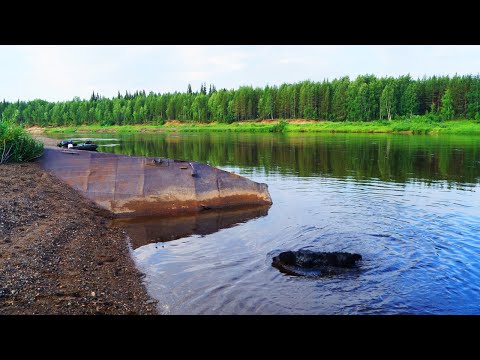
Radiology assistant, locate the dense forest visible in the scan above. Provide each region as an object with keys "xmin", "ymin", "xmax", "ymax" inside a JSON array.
[{"xmin": 1, "ymin": 74, "xmax": 480, "ymax": 127}]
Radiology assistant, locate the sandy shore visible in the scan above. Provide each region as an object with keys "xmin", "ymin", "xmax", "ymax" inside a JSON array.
[{"xmin": 0, "ymin": 162, "xmax": 157, "ymax": 315}]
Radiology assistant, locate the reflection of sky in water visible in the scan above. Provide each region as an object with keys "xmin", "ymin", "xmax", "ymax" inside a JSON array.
[
  {"xmin": 50, "ymin": 132, "xmax": 480, "ymax": 314},
  {"xmin": 133, "ymin": 170, "xmax": 480, "ymax": 314}
]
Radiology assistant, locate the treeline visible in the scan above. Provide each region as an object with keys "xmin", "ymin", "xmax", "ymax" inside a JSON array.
[{"xmin": 1, "ymin": 74, "xmax": 480, "ymax": 127}]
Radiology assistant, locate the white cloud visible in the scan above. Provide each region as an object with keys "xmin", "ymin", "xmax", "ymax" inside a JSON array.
[
  {"xmin": 279, "ymin": 57, "xmax": 308, "ymax": 65},
  {"xmin": 2, "ymin": 45, "xmax": 480, "ymax": 102},
  {"xmin": 207, "ymin": 53, "xmax": 248, "ymax": 71}
]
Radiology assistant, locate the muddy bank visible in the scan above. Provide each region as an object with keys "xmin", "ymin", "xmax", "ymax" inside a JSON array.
[{"xmin": 0, "ymin": 162, "xmax": 157, "ymax": 314}]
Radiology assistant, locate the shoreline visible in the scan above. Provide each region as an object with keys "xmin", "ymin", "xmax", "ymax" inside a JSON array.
[
  {"xmin": 28, "ymin": 119, "xmax": 480, "ymax": 136},
  {"xmin": 0, "ymin": 161, "xmax": 158, "ymax": 315}
]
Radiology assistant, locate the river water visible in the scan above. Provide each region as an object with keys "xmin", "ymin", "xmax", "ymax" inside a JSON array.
[{"xmin": 51, "ymin": 132, "xmax": 480, "ymax": 314}]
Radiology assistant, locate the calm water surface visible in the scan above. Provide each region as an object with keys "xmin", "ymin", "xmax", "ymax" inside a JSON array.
[{"xmin": 52, "ymin": 132, "xmax": 480, "ymax": 314}]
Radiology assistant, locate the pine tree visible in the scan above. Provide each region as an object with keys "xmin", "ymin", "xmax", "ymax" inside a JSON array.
[{"xmin": 467, "ymin": 76, "xmax": 480, "ymax": 118}]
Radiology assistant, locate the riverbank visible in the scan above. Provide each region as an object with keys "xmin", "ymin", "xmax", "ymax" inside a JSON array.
[
  {"xmin": 31, "ymin": 118, "xmax": 480, "ymax": 135},
  {"xmin": 0, "ymin": 162, "xmax": 157, "ymax": 315}
]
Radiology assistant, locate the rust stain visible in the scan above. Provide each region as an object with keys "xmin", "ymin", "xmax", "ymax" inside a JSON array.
[{"xmin": 36, "ymin": 147, "xmax": 272, "ymax": 217}]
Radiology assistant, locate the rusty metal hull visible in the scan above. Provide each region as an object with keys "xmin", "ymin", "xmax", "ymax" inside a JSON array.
[{"xmin": 36, "ymin": 148, "xmax": 272, "ymax": 217}]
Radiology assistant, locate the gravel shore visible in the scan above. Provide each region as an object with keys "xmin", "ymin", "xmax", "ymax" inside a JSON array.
[{"xmin": 0, "ymin": 162, "xmax": 157, "ymax": 315}]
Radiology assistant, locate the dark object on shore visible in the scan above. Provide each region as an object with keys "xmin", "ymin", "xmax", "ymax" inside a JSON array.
[
  {"xmin": 72, "ymin": 143, "xmax": 98, "ymax": 151},
  {"xmin": 57, "ymin": 139, "xmax": 77, "ymax": 147},
  {"xmin": 57, "ymin": 139, "xmax": 98, "ymax": 151},
  {"xmin": 272, "ymin": 250, "xmax": 362, "ymax": 277}
]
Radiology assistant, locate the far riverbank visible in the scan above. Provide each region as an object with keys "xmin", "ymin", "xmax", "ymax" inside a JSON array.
[{"xmin": 29, "ymin": 118, "xmax": 480, "ymax": 136}]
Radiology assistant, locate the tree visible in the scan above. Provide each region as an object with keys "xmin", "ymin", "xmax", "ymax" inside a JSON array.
[
  {"xmin": 467, "ymin": 76, "xmax": 480, "ymax": 119},
  {"xmin": 5, "ymin": 74, "xmax": 480, "ymax": 128},
  {"xmin": 191, "ymin": 94, "xmax": 208, "ymax": 122},
  {"xmin": 441, "ymin": 88, "xmax": 454, "ymax": 120},
  {"xmin": 319, "ymin": 82, "xmax": 331, "ymax": 119},
  {"xmin": 112, "ymin": 100, "xmax": 123, "ymax": 125},
  {"xmin": 259, "ymin": 86, "xmax": 274, "ymax": 120},
  {"xmin": 331, "ymin": 77, "xmax": 349, "ymax": 121},
  {"xmin": 401, "ymin": 83, "xmax": 419, "ymax": 117},
  {"xmin": 166, "ymin": 96, "xmax": 176, "ymax": 120},
  {"xmin": 380, "ymin": 82, "xmax": 396, "ymax": 120}
]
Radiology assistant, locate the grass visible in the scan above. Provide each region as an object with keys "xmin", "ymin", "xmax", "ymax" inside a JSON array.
[
  {"xmin": 0, "ymin": 121, "xmax": 44, "ymax": 164},
  {"xmin": 40, "ymin": 117, "xmax": 480, "ymax": 135}
]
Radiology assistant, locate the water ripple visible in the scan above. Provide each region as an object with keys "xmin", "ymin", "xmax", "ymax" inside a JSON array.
[{"xmin": 108, "ymin": 133, "xmax": 480, "ymax": 314}]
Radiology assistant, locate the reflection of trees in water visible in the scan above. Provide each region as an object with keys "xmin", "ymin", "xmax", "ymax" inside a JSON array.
[{"xmin": 97, "ymin": 133, "xmax": 480, "ymax": 185}]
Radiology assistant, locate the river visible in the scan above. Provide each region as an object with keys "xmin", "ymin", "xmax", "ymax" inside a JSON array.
[{"xmin": 49, "ymin": 132, "xmax": 480, "ymax": 314}]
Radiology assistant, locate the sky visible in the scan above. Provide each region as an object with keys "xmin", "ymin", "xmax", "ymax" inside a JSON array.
[{"xmin": 1, "ymin": 45, "xmax": 480, "ymax": 102}]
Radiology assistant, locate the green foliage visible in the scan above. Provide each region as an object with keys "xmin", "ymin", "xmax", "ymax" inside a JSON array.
[
  {"xmin": 441, "ymin": 89, "xmax": 455, "ymax": 120},
  {"xmin": 44, "ymin": 118, "xmax": 480, "ymax": 136},
  {"xmin": 0, "ymin": 121, "xmax": 43, "ymax": 164},
  {"xmin": 401, "ymin": 83, "xmax": 419, "ymax": 117},
  {"xmin": 1, "ymin": 75, "xmax": 480, "ymax": 132},
  {"xmin": 380, "ymin": 82, "xmax": 396, "ymax": 120},
  {"xmin": 270, "ymin": 120, "xmax": 287, "ymax": 133}
]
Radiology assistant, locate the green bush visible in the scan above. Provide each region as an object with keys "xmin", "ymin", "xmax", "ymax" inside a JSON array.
[
  {"xmin": 270, "ymin": 120, "xmax": 287, "ymax": 133},
  {"xmin": 0, "ymin": 121, "xmax": 44, "ymax": 164}
]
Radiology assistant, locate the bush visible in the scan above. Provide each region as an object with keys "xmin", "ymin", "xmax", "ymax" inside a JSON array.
[
  {"xmin": 427, "ymin": 113, "xmax": 443, "ymax": 122},
  {"xmin": 0, "ymin": 121, "xmax": 44, "ymax": 164},
  {"xmin": 270, "ymin": 120, "xmax": 287, "ymax": 133}
]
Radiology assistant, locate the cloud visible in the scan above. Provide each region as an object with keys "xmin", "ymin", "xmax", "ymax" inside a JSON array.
[
  {"xmin": 16, "ymin": 46, "xmax": 118, "ymax": 100},
  {"xmin": 2, "ymin": 45, "xmax": 480, "ymax": 102},
  {"xmin": 279, "ymin": 57, "xmax": 309, "ymax": 65}
]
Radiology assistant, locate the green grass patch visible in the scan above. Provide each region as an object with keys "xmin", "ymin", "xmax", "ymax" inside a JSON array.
[
  {"xmin": 41, "ymin": 117, "xmax": 480, "ymax": 136},
  {"xmin": 1, "ymin": 121, "xmax": 43, "ymax": 164}
]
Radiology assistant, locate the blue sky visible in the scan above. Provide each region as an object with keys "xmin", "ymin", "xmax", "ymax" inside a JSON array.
[{"xmin": 1, "ymin": 45, "xmax": 480, "ymax": 102}]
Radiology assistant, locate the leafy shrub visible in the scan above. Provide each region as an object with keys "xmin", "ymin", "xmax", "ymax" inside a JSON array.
[
  {"xmin": 270, "ymin": 120, "xmax": 287, "ymax": 133},
  {"xmin": 0, "ymin": 121, "xmax": 44, "ymax": 164}
]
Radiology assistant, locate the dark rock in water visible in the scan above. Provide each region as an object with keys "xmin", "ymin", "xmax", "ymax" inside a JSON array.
[{"xmin": 272, "ymin": 250, "xmax": 362, "ymax": 277}]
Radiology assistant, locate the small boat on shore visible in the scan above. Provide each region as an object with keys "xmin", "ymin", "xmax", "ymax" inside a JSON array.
[{"xmin": 57, "ymin": 139, "xmax": 98, "ymax": 151}]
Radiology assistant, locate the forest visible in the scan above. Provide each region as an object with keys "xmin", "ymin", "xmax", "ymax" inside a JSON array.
[{"xmin": 1, "ymin": 74, "xmax": 480, "ymax": 127}]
